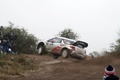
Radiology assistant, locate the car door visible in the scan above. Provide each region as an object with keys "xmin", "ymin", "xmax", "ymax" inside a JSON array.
[
  {"xmin": 46, "ymin": 38, "xmax": 54, "ymax": 52},
  {"xmin": 46, "ymin": 38, "xmax": 62, "ymax": 53}
]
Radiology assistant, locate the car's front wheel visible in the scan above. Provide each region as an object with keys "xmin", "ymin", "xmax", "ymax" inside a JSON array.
[
  {"xmin": 61, "ymin": 49, "xmax": 70, "ymax": 58},
  {"xmin": 38, "ymin": 45, "xmax": 45, "ymax": 55}
]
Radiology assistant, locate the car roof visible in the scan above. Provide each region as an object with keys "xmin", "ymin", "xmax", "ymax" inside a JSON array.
[
  {"xmin": 54, "ymin": 36, "xmax": 88, "ymax": 47},
  {"xmin": 55, "ymin": 36, "xmax": 76, "ymax": 42}
]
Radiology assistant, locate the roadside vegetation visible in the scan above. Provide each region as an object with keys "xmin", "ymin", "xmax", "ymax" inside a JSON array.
[
  {"xmin": 0, "ymin": 54, "xmax": 36, "ymax": 75},
  {"xmin": 111, "ymin": 31, "xmax": 120, "ymax": 57},
  {"xmin": 0, "ymin": 22, "xmax": 38, "ymax": 78},
  {"xmin": 3, "ymin": 22, "xmax": 38, "ymax": 54}
]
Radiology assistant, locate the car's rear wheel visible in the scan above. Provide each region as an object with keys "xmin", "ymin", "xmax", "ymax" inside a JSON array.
[
  {"xmin": 38, "ymin": 45, "xmax": 45, "ymax": 55},
  {"xmin": 61, "ymin": 49, "xmax": 69, "ymax": 58},
  {"xmin": 52, "ymin": 53, "xmax": 60, "ymax": 59}
]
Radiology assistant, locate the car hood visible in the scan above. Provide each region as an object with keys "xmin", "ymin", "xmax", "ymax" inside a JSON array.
[{"xmin": 72, "ymin": 41, "xmax": 88, "ymax": 48}]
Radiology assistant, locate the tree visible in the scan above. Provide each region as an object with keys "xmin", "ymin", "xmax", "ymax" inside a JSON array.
[
  {"xmin": 111, "ymin": 31, "xmax": 120, "ymax": 56},
  {"xmin": 2, "ymin": 22, "xmax": 38, "ymax": 54},
  {"xmin": 57, "ymin": 28, "xmax": 79, "ymax": 40},
  {"xmin": 114, "ymin": 38, "xmax": 120, "ymax": 52}
]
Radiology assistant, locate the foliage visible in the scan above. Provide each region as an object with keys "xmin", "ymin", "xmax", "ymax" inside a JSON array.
[
  {"xmin": 2, "ymin": 22, "xmax": 38, "ymax": 54},
  {"xmin": 57, "ymin": 28, "xmax": 79, "ymax": 40},
  {"xmin": 111, "ymin": 31, "xmax": 120, "ymax": 56},
  {"xmin": 114, "ymin": 39, "xmax": 120, "ymax": 52}
]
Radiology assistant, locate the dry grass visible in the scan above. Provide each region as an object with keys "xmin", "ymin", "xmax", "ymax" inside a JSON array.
[
  {"xmin": 45, "ymin": 53, "xmax": 120, "ymax": 80},
  {"xmin": 0, "ymin": 53, "xmax": 120, "ymax": 80},
  {"xmin": 0, "ymin": 54, "xmax": 37, "ymax": 75}
]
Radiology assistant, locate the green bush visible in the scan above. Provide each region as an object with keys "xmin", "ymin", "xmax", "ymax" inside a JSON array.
[
  {"xmin": 2, "ymin": 23, "xmax": 38, "ymax": 54},
  {"xmin": 111, "ymin": 32, "xmax": 120, "ymax": 57}
]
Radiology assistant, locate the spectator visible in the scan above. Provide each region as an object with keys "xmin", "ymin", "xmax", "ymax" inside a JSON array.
[{"xmin": 103, "ymin": 65, "xmax": 119, "ymax": 80}]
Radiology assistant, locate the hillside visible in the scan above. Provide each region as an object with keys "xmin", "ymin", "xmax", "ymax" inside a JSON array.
[{"xmin": 0, "ymin": 53, "xmax": 120, "ymax": 80}]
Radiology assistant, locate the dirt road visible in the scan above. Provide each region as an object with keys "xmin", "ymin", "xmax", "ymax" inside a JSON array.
[{"xmin": 7, "ymin": 54, "xmax": 120, "ymax": 80}]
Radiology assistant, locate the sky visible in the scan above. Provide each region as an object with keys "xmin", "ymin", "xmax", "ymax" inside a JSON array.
[{"xmin": 0, "ymin": 0, "xmax": 120, "ymax": 54}]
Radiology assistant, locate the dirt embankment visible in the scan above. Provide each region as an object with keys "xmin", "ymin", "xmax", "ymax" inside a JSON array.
[{"xmin": 3, "ymin": 54, "xmax": 120, "ymax": 80}]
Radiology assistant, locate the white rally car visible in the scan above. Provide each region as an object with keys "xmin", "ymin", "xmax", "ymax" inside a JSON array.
[{"xmin": 37, "ymin": 37, "xmax": 88, "ymax": 59}]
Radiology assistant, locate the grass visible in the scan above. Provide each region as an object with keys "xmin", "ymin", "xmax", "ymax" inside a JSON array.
[
  {"xmin": 0, "ymin": 54, "xmax": 37, "ymax": 75},
  {"xmin": 0, "ymin": 52, "xmax": 120, "ymax": 80}
]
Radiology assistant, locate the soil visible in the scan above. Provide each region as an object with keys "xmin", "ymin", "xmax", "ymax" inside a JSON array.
[{"xmin": 3, "ymin": 54, "xmax": 120, "ymax": 80}]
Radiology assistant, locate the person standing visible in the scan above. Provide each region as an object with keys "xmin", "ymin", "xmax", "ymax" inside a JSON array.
[{"xmin": 103, "ymin": 65, "xmax": 119, "ymax": 80}]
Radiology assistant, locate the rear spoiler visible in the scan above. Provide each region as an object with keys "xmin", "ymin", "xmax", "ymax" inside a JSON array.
[{"xmin": 73, "ymin": 41, "xmax": 88, "ymax": 48}]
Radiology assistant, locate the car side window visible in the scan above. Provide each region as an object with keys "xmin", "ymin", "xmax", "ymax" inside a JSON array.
[
  {"xmin": 47, "ymin": 38, "xmax": 53, "ymax": 42},
  {"xmin": 47, "ymin": 38, "xmax": 62, "ymax": 43},
  {"xmin": 63, "ymin": 39, "xmax": 71, "ymax": 45},
  {"xmin": 70, "ymin": 41, "xmax": 75, "ymax": 45}
]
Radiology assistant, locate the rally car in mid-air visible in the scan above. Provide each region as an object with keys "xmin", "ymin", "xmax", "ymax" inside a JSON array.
[{"xmin": 37, "ymin": 37, "xmax": 88, "ymax": 59}]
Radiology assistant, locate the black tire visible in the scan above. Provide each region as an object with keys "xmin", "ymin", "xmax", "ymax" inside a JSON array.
[
  {"xmin": 61, "ymin": 49, "xmax": 69, "ymax": 58},
  {"xmin": 38, "ymin": 45, "xmax": 45, "ymax": 55},
  {"xmin": 52, "ymin": 54, "xmax": 59, "ymax": 59}
]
